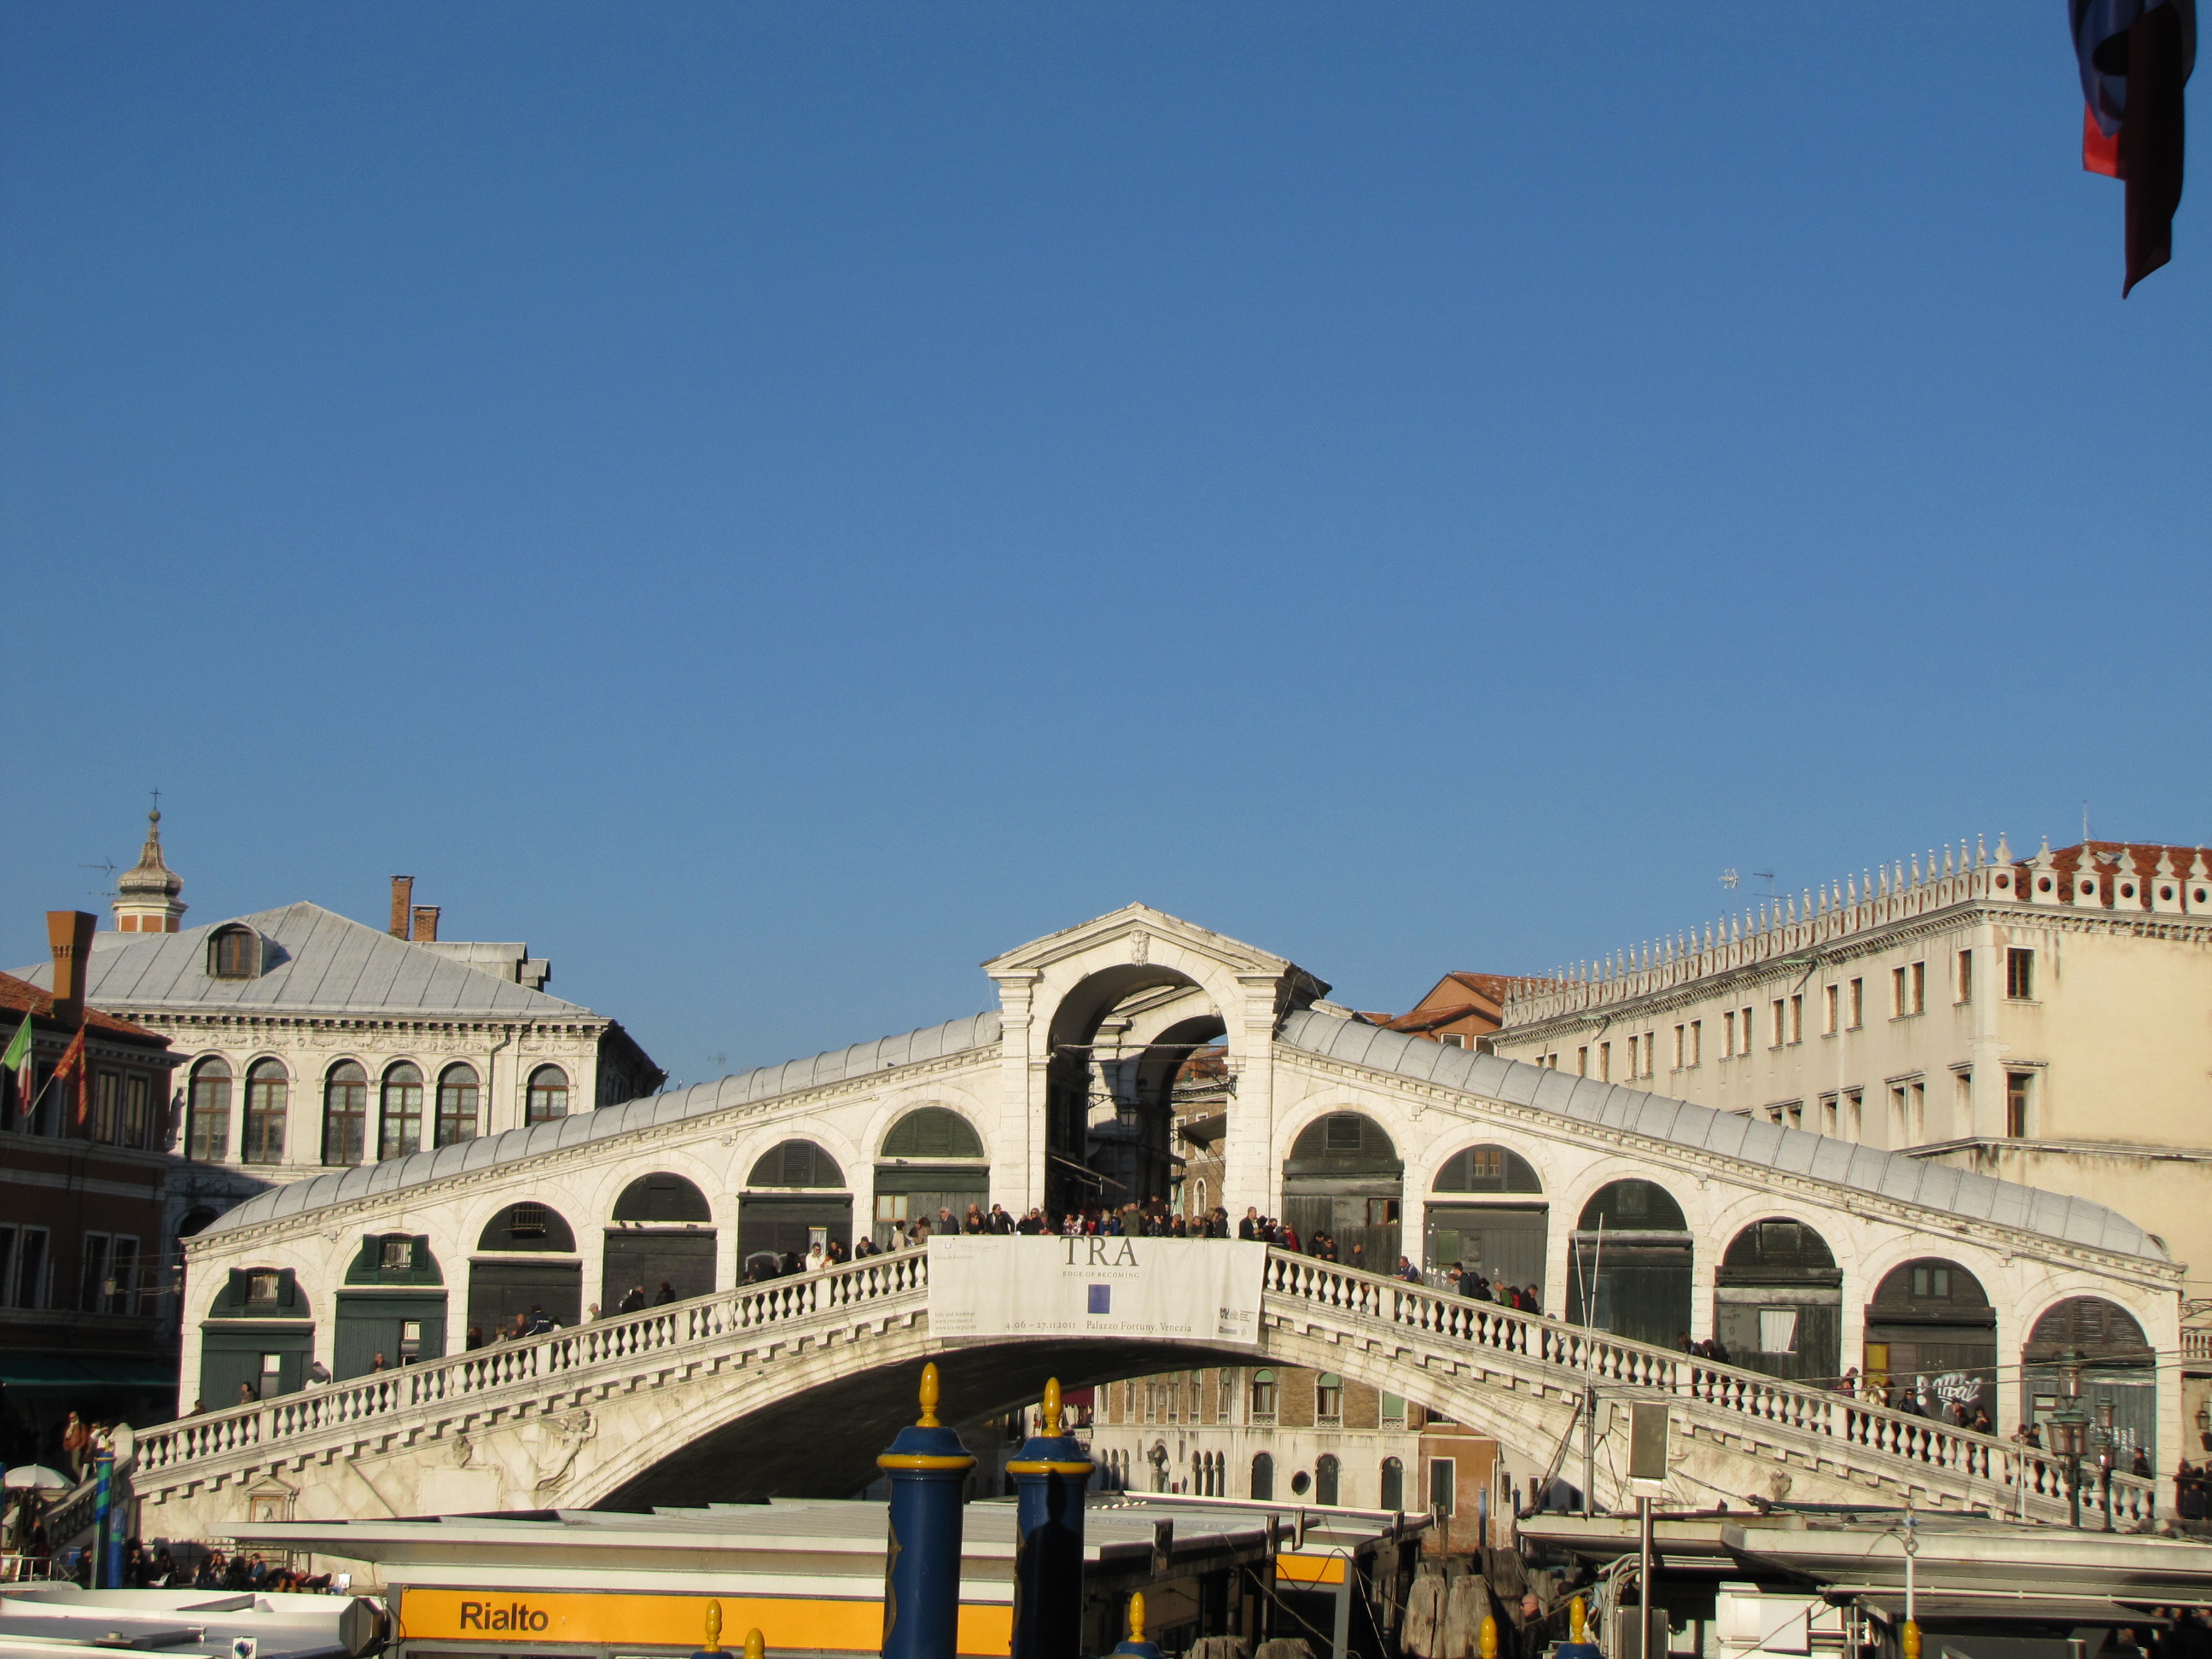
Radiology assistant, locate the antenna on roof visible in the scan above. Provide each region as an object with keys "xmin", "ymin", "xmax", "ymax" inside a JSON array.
[
  {"xmin": 1720, "ymin": 868, "xmax": 1739, "ymax": 889},
  {"xmin": 79, "ymin": 859, "xmax": 118, "ymax": 901}
]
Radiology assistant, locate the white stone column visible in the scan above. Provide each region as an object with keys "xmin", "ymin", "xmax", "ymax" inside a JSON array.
[
  {"xmin": 989, "ymin": 971, "xmax": 1040, "ymax": 1214},
  {"xmin": 1224, "ymin": 974, "xmax": 1284, "ymax": 1219}
]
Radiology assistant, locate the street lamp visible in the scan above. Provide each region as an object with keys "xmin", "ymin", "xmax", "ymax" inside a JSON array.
[
  {"xmin": 2097, "ymin": 1400, "xmax": 2117, "ymax": 1533},
  {"xmin": 2046, "ymin": 1350, "xmax": 2092, "ymax": 1531}
]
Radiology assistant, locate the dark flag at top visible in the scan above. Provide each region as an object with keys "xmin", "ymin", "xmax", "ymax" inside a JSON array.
[{"xmin": 2071, "ymin": 0, "xmax": 2197, "ymax": 294}]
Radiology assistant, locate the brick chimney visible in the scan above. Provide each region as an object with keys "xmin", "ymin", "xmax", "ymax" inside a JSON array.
[
  {"xmin": 411, "ymin": 905, "xmax": 441, "ymax": 943},
  {"xmin": 389, "ymin": 876, "xmax": 414, "ymax": 939},
  {"xmin": 47, "ymin": 911, "xmax": 97, "ymax": 1027}
]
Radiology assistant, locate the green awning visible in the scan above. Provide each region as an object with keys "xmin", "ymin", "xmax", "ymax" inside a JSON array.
[{"xmin": 0, "ymin": 1355, "xmax": 179, "ymax": 1391}]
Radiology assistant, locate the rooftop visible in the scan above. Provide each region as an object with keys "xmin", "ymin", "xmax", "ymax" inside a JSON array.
[{"xmin": 1277, "ymin": 1007, "xmax": 2167, "ymax": 1260}]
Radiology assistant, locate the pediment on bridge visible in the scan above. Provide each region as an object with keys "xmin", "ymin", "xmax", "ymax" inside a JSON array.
[{"xmin": 985, "ymin": 904, "xmax": 1292, "ymax": 981}]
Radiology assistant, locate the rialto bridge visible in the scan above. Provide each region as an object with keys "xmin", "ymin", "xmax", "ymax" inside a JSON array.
[{"xmin": 158, "ymin": 906, "xmax": 2180, "ymax": 1536}]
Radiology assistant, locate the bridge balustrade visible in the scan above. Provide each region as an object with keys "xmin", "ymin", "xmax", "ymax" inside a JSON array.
[
  {"xmin": 136, "ymin": 1246, "xmax": 2152, "ymax": 1528},
  {"xmin": 1257, "ymin": 1251, "xmax": 2157, "ymax": 1527}
]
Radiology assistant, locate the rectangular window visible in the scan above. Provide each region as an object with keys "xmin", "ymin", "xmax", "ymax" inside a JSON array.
[
  {"xmin": 1910, "ymin": 1080, "xmax": 1925, "ymax": 1142},
  {"xmin": 2006, "ymin": 947, "xmax": 2035, "ymax": 1000},
  {"xmin": 1771, "ymin": 999, "xmax": 1785, "ymax": 1048},
  {"xmin": 1823, "ymin": 985, "xmax": 1838, "ymax": 1034},
  {"xmin": 1911, "ymin": 961, "xmax": 1926, "ymax": 1013},
  {"xmin": 1892, "ymin": 965, "xmax": 1908, "ymax": 1016},
  {"xmin": 1955, "ymin": 1068, "xmax": 1973, "ymax": 1123},
  {"xmin": 1643, "ymin": 1033, "xmax": 1656, "ymax": 1078},
  {"xmin": 107, "ymin": 1236, "xmax": 137, "ymax": 1314},
  {"xmin": 1316, "ymin": 1377, "xmax": 1343, "ymax": 1423},
  {"xmin": 1957, "ymin": 949, "xmax": 1973, "ymax": 1004},
  {"xmin": 1848, "ymin": 978, "xmax": 1865, "ymax": 1028},
  {"xmin": 1382, "ymin": 1391, "xmax": 1406, "ymax": 1426},
  {"xmin": 1889, "ymin": 1086, "xmax": 1907, "ymax": 1144},
  {"xmin": 1672, "ymin": 1025, "xmax": 1685, "ymax": 1068},
  {"xmin": 1429, "ymin": 1458, "xmax": 1457, "ymax": 1517},
  {"xmin": 1575, "ymin": 1046, "xmax": 1588, "ymax": 1076},
  {"xmin": 1598, "ymin": 1041, "xmax": 1610, "ymax": 1082},
  {"xmin": 1723, "ymin": 1010, "xmax": 1738, "ymax": 1057},
  {"xmin": 94, "ymin": 1072, "xmax": 120, "ymax": 1143},
  {"xmin": 1789, "ymin": 994, "xmax": 1803, "ymax": 1044},
  {"xmin": 79, "ymin": 1232, "xmax": 112, "ymax": 1313},
  {"xmin": 124, "ymin": 1075, "xmax": 150, "ymax": 1147},
  {"xmin": 1819, "ymin": 1092, "xmax": 1839, "ymax": 1136},
  {"xmin": 380, "ymin": 1236, "xmax": 414, "ymax": 1271},
  {"xmin": 10, "ymin": 1227, "xmax": 48, "ymax": 1308},
  {"xmin": 874, "ymin": 1193, "xmax": 908, "ymax": 1222},
  {"xmin": 1757, "ymin": 1308, "xmax": 1800, "ymax": 1353},
  {"xmin": 2006, "ymin": 1071, "xmax": 2031, "ymax": 1137},
  {"xmin": 1689, "ymin": 1021, "xmax": 1701, "ymax": 1065},
  {"xmin": 247, "ymin": 1270, "xmax": 280, "ymax": 1307},
  {"xmin": 1846, "ymin": 1088, "xmax": 1864, "ymax": 1138},
  {"xmin": 1742, "ymin": 1008, "xmax": 1754, "ymax": 1053}
]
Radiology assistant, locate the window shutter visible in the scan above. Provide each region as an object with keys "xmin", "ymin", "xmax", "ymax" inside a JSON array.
[
  {"xmin": 277, "ymin": 1270, "xmax": 298, "ymax": 1310},
  {"xmin": 227, "ymin": 1268, "xmax": 248, "ymax": 1310}
]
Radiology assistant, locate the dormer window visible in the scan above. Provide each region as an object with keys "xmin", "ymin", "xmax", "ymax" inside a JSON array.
[{"xmin": 208, "ymin": 926, "xmax": 261, "ymax": 980}]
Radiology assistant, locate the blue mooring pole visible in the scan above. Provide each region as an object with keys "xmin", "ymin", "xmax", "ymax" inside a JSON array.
[
  {"xmin": 879, "ymin": 1362, "xmax": 975, "ymax": 1659},
  {"xmin": 1008, "ymin": 1378, "xmax": 1095, "ymax": 1659},
  {"xmin": 90, "ymin": 1447, "xmax": 114, "ymax": 1589}
]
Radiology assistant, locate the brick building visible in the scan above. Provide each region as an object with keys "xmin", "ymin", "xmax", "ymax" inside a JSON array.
[{"xmin": 0, "ymin": 912, "xmax": 183, "ymax": 1467}]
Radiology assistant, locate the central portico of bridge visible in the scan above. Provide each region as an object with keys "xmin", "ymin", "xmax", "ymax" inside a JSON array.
[{"xmin": 172, "ymin": 905, "xmax": 2180, "ymax": 1532}]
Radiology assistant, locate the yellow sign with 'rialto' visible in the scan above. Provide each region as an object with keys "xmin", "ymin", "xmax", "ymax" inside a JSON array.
[{"xmin": 397, "ymin": 1589, "xmax": 1015, "ymax": 1656}]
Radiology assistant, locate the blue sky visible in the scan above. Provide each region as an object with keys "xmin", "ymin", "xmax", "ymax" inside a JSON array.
[{"xmin": 3, "ymin": 5, "xmax": 2204, "ymax": 1084}]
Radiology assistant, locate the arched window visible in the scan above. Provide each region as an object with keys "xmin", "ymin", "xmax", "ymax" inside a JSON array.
[
  {"xmin": 476, "ymin": 1202, "xmax": 578, "ymax": 1253},
  {"xmin": 1289, "ymin": 1111, "xmax": 1399, "ymax": 1162},
  {"xmin": 1434, "ymin": 1144, "xmax": 1543, "ymax": 1193},
  {"xmin": 436, "ymin": 1063, "xmax": 480, "ymax": 1148},
  {"xmin": 1380, "ymin": 1456, "xmax": 1406, "ymax": 1512},
  {"xmin": 880, "ymin": 1107, "xmax": 986, "ymax": 1160},
  {"xmin": 1250, "ymin": 1452, "xmax": 1275, "ymax": 1501},
  {"xmin": 1316, "ymin": 1372, "xmax": 1344, "ymax": 1423},
  {"xmin": 613, "ymin": 1172, "xmax": 713, "ymax": 1223},
  {"xmin": 1249, "ymin": 1368, "xmax": 1278, "ymax": 1421},
  {"xmin": 747, "ymin": 1139, "xmax": 847, "ymax": 1188},
  {"xmin": 1315, "ymin": 1452, "xmax": 1341, "ymax": 1506},
  {"xmin": 242, "ymin": 1060, "xmax": 288, "ymax": 1165},
  {"xmin": 323, "ymin": 1062, "xmax": 368, "ymax": 1166},
  {"xmin": 380, "ymin": 1063, "xmax": 424, "ymax": 1160},
  {"xmin": 1576, "ymin": 1179, "xmax": 1688, "ymax": 1231},
  {"xmin": 187, "ymin": 1058, "xmax": 231, "ymax": 1161},
  {"xmin": 526, "ymin": 1065, "xmax": 569, "ymax": 1124}
]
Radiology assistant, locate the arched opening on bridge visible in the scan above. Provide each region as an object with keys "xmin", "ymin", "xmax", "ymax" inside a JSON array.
[
  {"xmin": 468, "ymin": 1203, "xmax": 580, "ymax": 1347},
  {"xmin": 1566, "ymin": 1179, "xmax": 1691, "ymax": 1345},
  {"xmin": 1045, "ymin": 967, "xmax": 1225, "ymax": 1220},
  {"xmin": 2023, "ymin": 1295, "xmax": 2156, "ymax": 1464},
  {"xmin": 336, "ymin": 1232, "xmax": 445, "ymax": 1376},
  {"xmin": 606, "ymin": 1173, "xmax": 715, "ymax": 1308},
  {"xmin": 1250, "ymin": 1452, "xmax": 1274, "ymax": 1500},
  {"xmin": 199, "ymin": 1266, "xmax": 311, "ymax": 1405},
  {"xmin": 1424, "ymin": 1144, "xmax": 1545, "ymax": 1296},
  {"xmin": 1284, "ymin": 1113, "xmax": 1403, "ymax": 1272},
  {"xmin": 1713, "ymin": 1219, "xmax": 1842, "ymax": 1384},
  {"xmin": 741, "ymin": 1139, "xmax": 851, "ymax": 1274},
  {"xmin": 1865, "ymin": 1258, "xmax": 1994, "ymax": 1421},
  {"xmin": 874, "ymin": 1108, "xmax": 988, "ymax": 1248}
]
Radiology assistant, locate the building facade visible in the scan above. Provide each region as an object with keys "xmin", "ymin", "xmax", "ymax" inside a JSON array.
[
  {"xmin": 1089, "ymin": 1365, "xmax": 1500, "ymax": 1553},
  {"xmin": 0, "ymin": 913, "xmax": 183, "ymax": 1467},
  {"xmin": 1491, "ymin": 835, "xmax": 2212, "ymax": 1437},
  {"xmin": 14, "ymin": 835, "xmax": 664, "ymax": 1259}
]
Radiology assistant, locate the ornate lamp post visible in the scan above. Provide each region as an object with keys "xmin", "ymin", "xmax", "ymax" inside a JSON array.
[{"xmin": 2046, "ymin": 1350, "xmax": 2091, "ymax": 1531}]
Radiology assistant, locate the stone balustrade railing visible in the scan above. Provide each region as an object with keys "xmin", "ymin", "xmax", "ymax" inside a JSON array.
[
  {"xmin": 135, "ymin": 1249, "xmax": 930, "ymax": 1482},
  {"xmin": 1260, "ymin": 1253, "xmax": 2157, "ymax": 1527},
  {"xmin": 130, "ymin": 1245, "xmax": 2149, "ymax": 1529}
]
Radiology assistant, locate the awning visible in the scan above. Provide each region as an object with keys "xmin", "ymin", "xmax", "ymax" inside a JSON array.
[
  {"xmin": 1853, "ymin": 1595, "xmax": 2174, "ymax": 1627},
  {"xmin": 0, "ymin": 1355, "xmax": 179, "ymax": 1392}
]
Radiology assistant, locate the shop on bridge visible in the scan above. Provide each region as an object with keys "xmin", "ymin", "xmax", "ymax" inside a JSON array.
[
  {"xmin": 1565, "ymin": 1179, "xmax": 1693, "ymax": 1347},
  {"xmin": 1422, "ymin": 1143, "xmax": 1546, "ymax": 1300},
  {"xmin": 469, "ymin": 1204, "xmax": 580, "ymax": 1343},
  {"xmin": 602, "ymin": 1173, "xmax": 716, "ymax": 1307},
  {"xmin": 1282, "ymin": 1111, "xmax": 1403, "ymax": 1272}
]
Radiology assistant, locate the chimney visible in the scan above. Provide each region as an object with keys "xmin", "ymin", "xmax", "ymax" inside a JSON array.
[
  {"xmin": 411, "ymin": 905, "xmax": 441, "ymax": 943},
  {"xmin": 389, "ymin": 876, "xmax": 414, "ymax": 939},
  {"xmin": 47, "ymin": 911, "xmax": 97, "ymax": 1027}
]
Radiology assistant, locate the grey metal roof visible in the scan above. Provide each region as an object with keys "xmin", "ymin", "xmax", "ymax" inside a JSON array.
[
  {"xmin": 12, "ymin": 903, "xmax": 591, "ymax": 1019},
  {"xmin": 203, "ymin": 1009, "xmax": 1004, "ymax": 1235},
  {"xmin": 1277, "ymin": 1009, "xmax": 2168, "ymax": 1262}
]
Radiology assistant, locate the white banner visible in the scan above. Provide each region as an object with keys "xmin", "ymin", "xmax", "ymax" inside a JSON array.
[{"xmin": 928, "ymin": 1237, "xmax": 1266, "ymax": 1344}]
